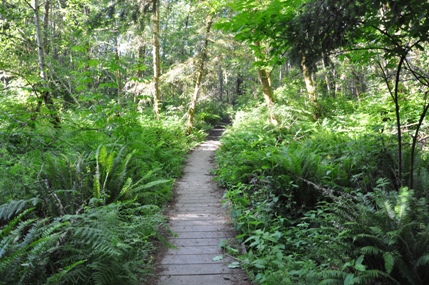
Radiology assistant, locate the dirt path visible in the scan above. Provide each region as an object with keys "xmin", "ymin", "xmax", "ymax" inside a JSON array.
[{"xmin": 156, "ymin": 128, "xmax": 251, "ymax": 285}]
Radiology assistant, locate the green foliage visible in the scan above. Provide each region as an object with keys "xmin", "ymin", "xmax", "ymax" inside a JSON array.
[
  {"xmin": 0, "ymin": 104, "xmax": 198, "ymax": 283},
  {"xmin": 53, "ymin": 202, "xmax": 164, "ymax": 285},
  {"xmin": 215, "ymin": 0, "xmax": 306, "ymax": 66},
  {"xmin": 318, "ymin": 187, "xmax": 429, "ymax": 284},
  {"xmin": 0, "ymin": 209, "xmax": 67, "ymax": 285},
  {"xmin": 0, "ymin": 201, "xmax": 165, "ymax": 285},
  {"xmin": 0, "ymin": 199, "xmax": 40, "ymax": 221},
  {"xmin": 216, "ymin": 98, "xmax": 429, "ymax": 284},
  {"xmin": 3, "ymin": 0, "xmax": 429, "ymax": 284}
]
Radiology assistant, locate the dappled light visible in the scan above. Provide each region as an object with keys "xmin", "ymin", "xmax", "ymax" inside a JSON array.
[
  {"xmin": 1, "ymin": 0, "xmax": 429, "ymax": 284},
  {"xmin": 197, "ymin": 140, "xmax": 221, "ymax": 151},
  {"xmin": 158, "ymin": 129, "xmax": 250, "ymax": 285}
]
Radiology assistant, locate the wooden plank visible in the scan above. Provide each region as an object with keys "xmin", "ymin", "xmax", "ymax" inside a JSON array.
[
  {"xmin": 169, "ymin": 225, "xmax": 229, "ymax": 232},
  {"xmin": 155, "ymin": 136, "xmax": 251, "ymax": 285},
  {"xmin": 166, "ymin": 245, "xmax": 221, "ymax": 255},
  {"xmin": 169, "ymin": 219, "xmax": 227, "ymax": 226},
  {"xmin": 159, "ymin": 263, "xmax": 237, "ymax": 276},
  {"xmin": 169, "ymin": 238, "xmax": 229, "ymax": 247},
  {"xmin": 175, "ymin": 231, "xmax": 235, "ymax": 239},
  {"xmin": 157, "ymin": 274, "xmax": 239, "ymax": 285},
  {"xmin": 160, "ymin": 253, "xmax": 227, "ymax": 265},
  {"xmin": 168, "ymin": 208, "xmax": 224, "ymax": 214}
]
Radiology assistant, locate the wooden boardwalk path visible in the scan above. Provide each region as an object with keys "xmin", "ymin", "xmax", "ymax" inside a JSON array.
[{"xmin": 156, "ymin": 129, "xmax": 251, "ymax": 285}]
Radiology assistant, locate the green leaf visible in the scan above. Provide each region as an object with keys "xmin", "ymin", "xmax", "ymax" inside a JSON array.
[
  {"xmin": 252, "ymin": 259, "xmax": 265, "ymax": 269},
  {"xmin": 369, "ymin": 226, "xmax": 383, "ymax": 235},
  {"xmin": 383, "ymin": 252, "xmax": 395, "ymax": 273},
  {"xmin": 212, "ymin": 255, "xmax": 223, "ymax": 261},
  {"xmin": 416, "ymin": 254, "xmax": 429, "ymax": 267},
  {"xmin": 138, "ymin": 179, "xmax": 172, "ymax": 190},
  {"xmin": 118, "ymin": 178, "xmax": 133, "ymax": 199},
  {"xmin": 99, "ymin": 82, "xmax": 118, "ymax": 88},
  {"xmin": 354, "ymin": 264, "xmax": 366, "ymax": 272},
  {"xmin": 355, "ymin": 255, "xmax": 364, "ymax": 266},
  {"xmin": 344, "ymin": 274, "xmax": 355, "ymax": 285},
  {"xmin": 361, "ymin": 246, "xmax": 380, "ymax": 255},
  {"xmin": 228, "ymin": 261, "xmax": 241, "ymax": 268},
  {"xmin": 218, "ymin": 239, "xmax": 227, "ymax": 248}
]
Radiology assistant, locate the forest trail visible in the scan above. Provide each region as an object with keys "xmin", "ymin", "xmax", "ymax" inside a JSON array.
[{"xmin": 156, "ymin": 127, "xmax": 251, "ymax": 285}]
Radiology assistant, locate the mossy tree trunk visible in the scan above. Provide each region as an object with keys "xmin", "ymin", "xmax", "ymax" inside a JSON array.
[
  {"xmin": 255, "ymin": 41, "xmax": 277, "ymax": 125},
  {"xmin": 301, "ymin": 56, "xmax": 316, "ymax": 103}
]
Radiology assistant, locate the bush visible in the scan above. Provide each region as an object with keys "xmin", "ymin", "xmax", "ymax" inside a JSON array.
[
  {"xmin": 0, "ymin": 104, "xmax": 200, "ymax": 284},
  {"xmin": 215, "ymin": 98, "xmax": 429, "ymax": 284},
  {"xmin": 0, "ymin": 201, "xmax": 165, "ymax": 285}
]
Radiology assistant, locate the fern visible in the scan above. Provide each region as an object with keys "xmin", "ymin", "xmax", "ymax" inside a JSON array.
[
  {"xmin": 382, "ymin": 252, "xmax": 395, "ymax": 273},
  {"xmin": 46, "ymin": 201, "xmax": 165, "ymax": 285},
  {"xmin": 0, "ymin": 216, "xmax": 66, "ymax": 285},
  {"xmin": 318, "ymin": 279, "xmax": 342, "ymax": 285},
  {"xmin": 0, "ymin": 208, "xmax": 35, "ymax": 239},
  {"xmin": 46, "ymin": 260, "xmax": 86, "ymax": 284},
  {"xmin": 0, "ymin": 107, "xmax": 191, "ymax": 284},
  {"xmin": 321, "ymin": 188, "xmax": 429, "ymax": 284},
  {"xmin": 416, "ymin": 254, "xmax": 429, "ymax": 267},
  {"xmin": 91, "ymin": 144, "xmax": 169, "ymax": 204},
  {"xmin": 0, "ymin": 198, "xmax": 40, "ymax": 221},
  {"xmin": 319, "ymin": 270, "xmax": 348, "ymax": 281}
]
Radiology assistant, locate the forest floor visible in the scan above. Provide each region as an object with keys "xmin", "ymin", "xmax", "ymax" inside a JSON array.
[{"xmin": 154, "ymin": 127, "xmax": 252, "ymax": 285}]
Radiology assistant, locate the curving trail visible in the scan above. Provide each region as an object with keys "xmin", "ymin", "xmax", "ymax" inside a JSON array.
[{"xmin": 156, "ymin": 128, "xmax": 251, "ymax": 285}]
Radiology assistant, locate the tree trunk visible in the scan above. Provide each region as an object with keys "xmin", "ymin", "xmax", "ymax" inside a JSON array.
[
  {"xmin": 322, "ymin": 54, "xmax": 337, "ymax": 97},
  {"xmin": 257, "ymin": 68, "xmax": 277, "ymax": 125},
  {"xmin": 351, "ymin": 65, "xmax": 366, "ymax": 101},
  {"xmin": 225, "ymin": 70, "xmax": 229, "ymax": 104},
  {"xmin": 33, "ymin": 0, "xmax": 60, "ymax": 127},
  {"xmin": 393, "ymin": 56, "xmax": 405, "ymax": 188},
  {"xmin": 301, "ymin": 56, "xmax": 316, "ymax": 103},
  {"xmin": 352, "ymin": 68, "xmax": 361, "ymax": 101},
  {"xmin": 410, "ymin": 99, "xmax": 429, "ymax": 189},
  {"xmin": 378, "ymin": 56, "xmax": 405, "ymax": 189},
  {"xmin": 186, "ymin": 16, "xmax": 213, "ymax": 134},
  {"xmin": 255, "ymin": 41, "xmax": 277, "ymax": 125},
  {"xmin": 138, "ymin": 45, "xmax": 145, "ymax": 77},
  {"xmin": 115, "ymin": 35, "xmax": 122, "ymax": 105},
  {"xmin": 34, "ymin": 0, "xmax": 47, "ymax": 84},
  {"xmin": 257, "ymin": 69, "xmax": 274, "ymax": 105},
  {"xmin": 152, "ymin": 0, "xmax": 161, "ymax": 119},
  {"xmin": 181, "ymin": 6, "xmax": 191, "ymax": 59},
  {"xmin": 236, "ymin": 73, "xmax": 243, "ymax": 96},
  {"xmin": 43, "ymin": 0, "xmax": 50, "ymax": 55},
  {"xmin": 217, "ymin": 63, "xmax": 223, "ymax": 101}
]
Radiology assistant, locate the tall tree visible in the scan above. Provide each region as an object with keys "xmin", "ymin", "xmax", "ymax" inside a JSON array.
[
  {"xmin": 215, "ymin": 0, "xmax": 305, "ymax": 119},
  {"xmin": 285, "ymin": 0, "xmax": 429, "ymax": 188},
  {"xmin": 32, "ymin": 0, "xmax": 61, "ymax": 127},
  {"xmin": 218, "ymin": 0, "xmax": 429, "ymax": 188},
  {"xmin": 186, "ymin": 14, "xmax": 213, "ymax": 133},
  {"xmin": 152, "ymin": 0, "xmax": 161, "ymax": 118},
  {"xmin": 254, "ymin": 41, "xmax": 277, "ymax": 124}
]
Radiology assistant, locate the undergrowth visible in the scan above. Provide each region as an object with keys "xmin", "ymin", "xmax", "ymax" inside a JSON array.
[
  {"xmin": 215, "ymin": 96, "xmax": 429, "ymax": 284},
  {"xmin": 0, "ymin": 103, "xmax": 203, "ymax": 284}
]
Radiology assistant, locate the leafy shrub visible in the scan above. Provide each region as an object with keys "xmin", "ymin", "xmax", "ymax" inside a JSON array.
[
  {"xmin": 0, "ymin": 104, "xmax": 200, "ymax": 284},
  {"xmin": 319, "ymin": 187, "xmax": 429, "ymax": 285},
  {"xmin": 0, "ymin": 201, "xmax": 165, "ymax": 285},
  {"xmin": 215, "ymin": 99, "xmax": 429, "ymax": 284}
]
